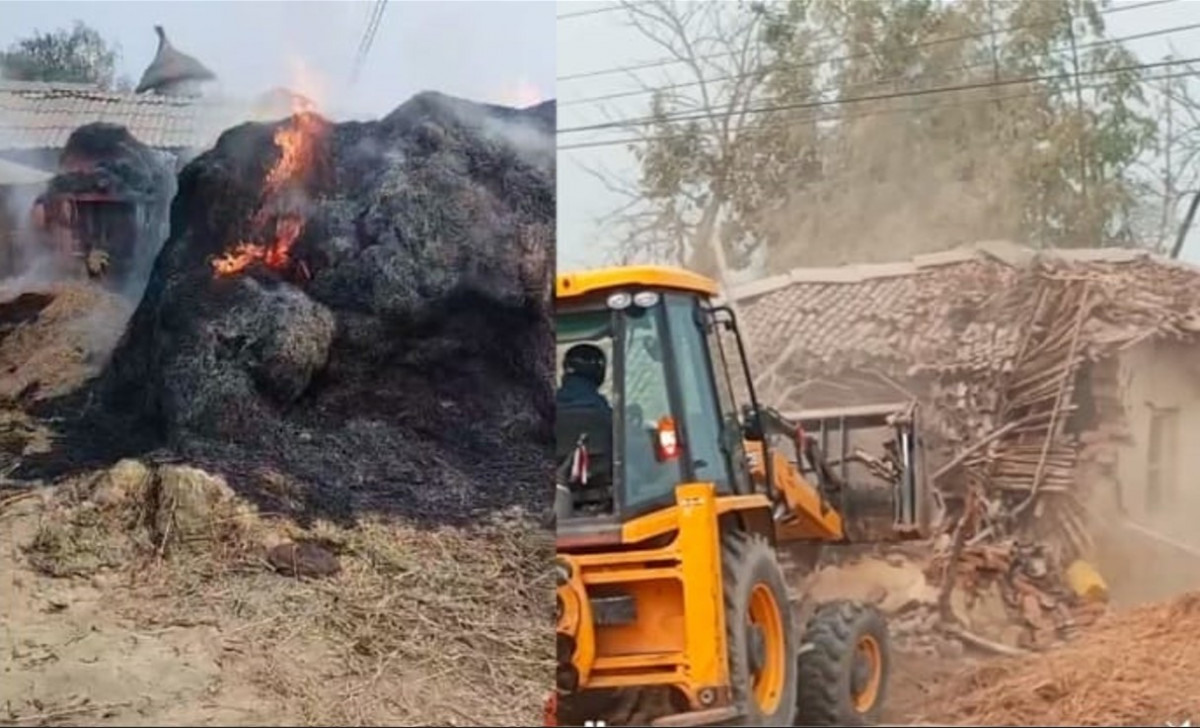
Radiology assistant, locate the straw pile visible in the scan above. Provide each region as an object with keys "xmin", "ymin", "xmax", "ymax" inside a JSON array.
[{"xmin": 917, "ymin": 592, "xmax": 1200, "ymax": 726}]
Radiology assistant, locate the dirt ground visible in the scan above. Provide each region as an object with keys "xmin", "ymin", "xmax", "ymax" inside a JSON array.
[
  {"xmin": 0, "ymin": 465, "xmax": 551, "ymax": 727},
  {"xmin": 876, "ymin": 650, "xmax": 970, "ymax": 725},
  {"xmin": 796, "ymin": 549, "xmax": 1198, "ymax": 727}
]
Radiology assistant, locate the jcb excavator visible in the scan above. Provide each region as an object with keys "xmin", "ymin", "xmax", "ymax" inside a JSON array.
[{"xmin": 551, "ymin": 266, "xmax": 929, "ymax": 727}]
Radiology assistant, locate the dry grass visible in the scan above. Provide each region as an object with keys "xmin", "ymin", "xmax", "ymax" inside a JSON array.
[
  {"xmin": 19, "ymin": 464, "xmax": 553, "ymax": 726},
  {"xmin": 915, "ymin": 592, "xmax": 1200, "ymax": 726}
]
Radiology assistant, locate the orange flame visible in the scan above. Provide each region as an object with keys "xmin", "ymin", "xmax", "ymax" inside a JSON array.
[
  {"xmin": 212, "ymin": 101, "xmax": 325, "ymax": 279},
  {"xmin": 499, "ymin": 78, "xmax": 544, "ymax": 108}
]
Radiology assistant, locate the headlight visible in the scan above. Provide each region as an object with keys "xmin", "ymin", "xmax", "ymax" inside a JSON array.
[
  {"xmin": 633, "ymin": 290, "xmax": 659, "ymax": 308},
  {"xmin": 606, "ymin": 291, "xmax": 632, "ymax": 310}
]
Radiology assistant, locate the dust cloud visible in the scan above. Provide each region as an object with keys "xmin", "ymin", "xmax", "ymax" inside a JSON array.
[
  {"xmin": 757, "ymin": 114, "xmax": 1025, "ymax": 271},
  {"xmin": 1086, "ymin": 489, "xmax": 1200, "ymax": 609}
]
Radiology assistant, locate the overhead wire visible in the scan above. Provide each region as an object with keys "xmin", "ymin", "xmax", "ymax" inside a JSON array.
[
  {"xmin": 556, "ymin": 62, "xmax": 1200, "ymax": 151},
  {"xmin": 559, "ymin": 0, "xmax": 1184, "ymax": 108},
  {"xmin": 556, "ymin": 0, "xmax": 1177, "ymax": 84},
  {"xmin": 555, "ymin": 19, "xmax": 1200, "ymax": 144},
  {"xmin": 350, "ymin": 0, "xmax": 388, "ymax": 86},
  {"xmin": 559, "ymin": 54, "xmax": 1200, "ymax": 137},
  {"xmin": 557, "ymin": 3, "xmax": 635, "ymax": 21}
]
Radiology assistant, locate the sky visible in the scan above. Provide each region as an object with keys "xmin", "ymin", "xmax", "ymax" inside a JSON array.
[
  {"xmin": 557, "ymin": 0, "xmax": 1200, "ymax": 272},
  {"xmin": 0, "ymin": 0, "xmax": 557, "ymax": 120}
]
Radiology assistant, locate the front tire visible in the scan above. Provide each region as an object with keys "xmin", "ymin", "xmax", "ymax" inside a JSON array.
[
  {"xmin": 722, "ymin": 531, "xmax": 798, "ymax": 726},
  {"xmin": 795, "ymin": 600, "xmax": 890, "ymax": 726}
]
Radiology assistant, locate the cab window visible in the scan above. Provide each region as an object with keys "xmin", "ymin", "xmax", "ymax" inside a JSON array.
[
  {"xmin": 621, "ymin": 304, "xmax": 681, "ymax": 511},
  {"xmin": 664, "ymin": 293, "xmax": 733, "ymax": 491}
]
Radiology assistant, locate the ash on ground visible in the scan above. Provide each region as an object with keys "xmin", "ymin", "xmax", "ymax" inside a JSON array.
[{"xmin": 16, "ymin": 92, "xmax": 555, "ymax": 527}]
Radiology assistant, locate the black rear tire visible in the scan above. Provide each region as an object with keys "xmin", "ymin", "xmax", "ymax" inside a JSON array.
[
  {"xmin": 795, "ymin": 600, "xmax": 890, "ymax": 727},
  {"xmin": 722, "ymin": 531, "xmax": 798, "ymax": 726}
]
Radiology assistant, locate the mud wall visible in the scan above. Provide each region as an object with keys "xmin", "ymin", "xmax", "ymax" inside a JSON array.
[
  {"xmin": 1113, "ymin": 339, "xmax": 1200, "ymax": 547},
  {"xmin": 1080, "ymin": 340, "xmax": 1200, "ymax": 606}
]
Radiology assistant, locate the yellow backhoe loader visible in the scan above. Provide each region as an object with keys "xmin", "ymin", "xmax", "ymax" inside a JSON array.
[{"xmin": 550, "ymin": 266, "xmax": 930, "ymax": 727}]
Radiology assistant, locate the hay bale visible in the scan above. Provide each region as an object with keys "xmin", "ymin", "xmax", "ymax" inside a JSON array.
[
  {"xmin": 154, "ymin": 464, "xmax": 236, "ymax": 548},
  {"xmin": 90, "ymin": 457, "xmax": 151, "ymax": 508}
]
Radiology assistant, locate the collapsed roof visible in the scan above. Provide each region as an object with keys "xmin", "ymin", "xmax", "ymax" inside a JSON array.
[{"xmin": 732, "ymin": 240, "xmax": 1200, "ymax": 408}]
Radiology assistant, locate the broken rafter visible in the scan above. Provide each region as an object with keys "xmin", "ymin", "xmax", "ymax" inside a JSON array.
[{"xmin": 1011, "ymin": 283, "xmax": 1092, "ymax": 522}]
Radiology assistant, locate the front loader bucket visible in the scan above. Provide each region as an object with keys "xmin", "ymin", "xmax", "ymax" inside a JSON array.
[{"xmin": 789, "ymin": 402, "xmax": 930, "ymax": 541}]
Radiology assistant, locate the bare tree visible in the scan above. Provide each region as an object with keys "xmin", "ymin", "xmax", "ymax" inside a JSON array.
[
  {"xmin": 1137, "ymin": 51, "xmax": 1200, "ymax": 252},
  {"xmin": 579, "ymin": 0, "xmax": 778, "ymax": 283}
]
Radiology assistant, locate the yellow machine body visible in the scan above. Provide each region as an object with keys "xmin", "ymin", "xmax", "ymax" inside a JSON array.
[{"xmin": 553, "ymin": 265, "xmax": 917, "ymax": 727}]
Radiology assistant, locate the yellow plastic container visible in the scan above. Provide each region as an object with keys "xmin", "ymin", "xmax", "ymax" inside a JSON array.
[{"xmin": 1066, "ymin": 559, "xmax": 1110, "ymax": 603}]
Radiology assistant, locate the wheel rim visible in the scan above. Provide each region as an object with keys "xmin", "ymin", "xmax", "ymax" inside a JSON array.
[
  {"xmin": 851, "ymin": 634, "xmax": 883, "ymax": 713},
  {"xmin": 747, "ymin": 583, "xmax": 786, "ymax": 714}
]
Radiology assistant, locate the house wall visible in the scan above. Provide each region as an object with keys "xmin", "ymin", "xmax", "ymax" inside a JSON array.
[
  {"xmin": 1093, "ymin": 339, "xmax": 1200, "ymax": 605},
  {"xmin": 1112, "ymin": 339, "xmax": 1200, "ymax": 537}
]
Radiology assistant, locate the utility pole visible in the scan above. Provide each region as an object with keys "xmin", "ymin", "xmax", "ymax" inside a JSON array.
[
  {"xmin": 1066, "ymin": 4, "xmax": 1090, "ymax": 243},
  {"xmin": 1159, "ymin": 70, "xmax": 1176, "ymax": 249}
]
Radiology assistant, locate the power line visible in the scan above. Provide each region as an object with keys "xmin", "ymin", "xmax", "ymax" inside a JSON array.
[
  {"xmin": 350, "ymin": 0, "xmax": 387, "ymax": 86},
  {"xmin": 556, "ymin": 19, "xmax": 1200, "ymax": 145},
  {"xmin": 557, "ymin": 3, "xmax": 628, "ymax": 21},
  {"xmin": 559, "ymin": 54, "xmax": 1199, "ymax": 136},
  {"xmin": 556, "ymin": 64, "xmax": 1200, "ymax": 151},
  {"xmin": 560, "ymin": 1, "xmax": 1192, "ymax": 109},
  {"xmin": 556, "ymin": 0, "xmax": 1177, "ymax": 84},
  {"xmin": 353, "ymin": 1, "xmax": 387, "ymax": 82}
]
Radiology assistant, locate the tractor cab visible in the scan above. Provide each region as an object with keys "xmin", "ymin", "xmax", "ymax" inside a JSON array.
[
  {"xmin": 554, "ymin": 267, "xmax": 768, "ymax": 538},
  {"xmin": 553, "ymin": 266, "xmax": 928, "ymax": 541}
]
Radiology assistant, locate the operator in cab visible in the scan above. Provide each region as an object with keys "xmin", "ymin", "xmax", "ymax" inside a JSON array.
[{"xmin": 556, "ymin": 343, "xmax": 612, "ymax": 415}]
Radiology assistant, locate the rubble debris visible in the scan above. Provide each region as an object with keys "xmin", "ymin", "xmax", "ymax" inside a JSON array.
[
  {"xmin": 797, "ymin": 553, "xmax": 967, "ymax": 658},
  {"xmin": 18, "ymin": 92, "xmax": 555, "ymax": 528},
  {"xmin": 742, "ymin": 245, "xmax": 1200, "ymax": 648},
  {"xmin": 917, "ymin": 591, "xmax": 1200, "ymax": 726},
  {"xmin": 930, "ymin": 539, "xmax": 1108, "ymax": 651}
]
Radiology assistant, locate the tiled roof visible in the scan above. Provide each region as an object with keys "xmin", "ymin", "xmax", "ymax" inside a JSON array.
[
  {"xmin": 730, "ymin": 241, "xmax": 1200, "ymax": 405},
  {"xmin": 0, "ymin": 80, "xmax": 258, "ymax": 151}
]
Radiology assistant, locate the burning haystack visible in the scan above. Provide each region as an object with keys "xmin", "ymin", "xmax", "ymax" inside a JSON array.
[
  {"xmin": 34, "ymin": 92, "xmax": 555, "ymax": 524},
  {"xmin": 25, "ymin": 123, "xmax": 175, "ymax": 292}
]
